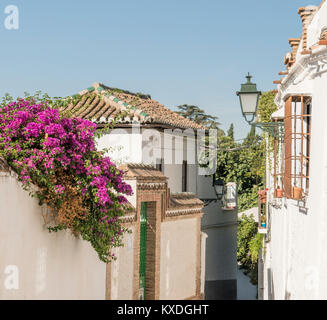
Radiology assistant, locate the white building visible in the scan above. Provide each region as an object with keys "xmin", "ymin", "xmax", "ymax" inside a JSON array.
[
  {"xmin": 0, "ymin": 82, "xmax": 237, "ymax": 300},
  {"xmin": 66, "ymin": 82, "xmax": 238, "ymax": 299},
  {"xmin": 260, "ymin": 0, "xmax": 327, "ymax": 300}
]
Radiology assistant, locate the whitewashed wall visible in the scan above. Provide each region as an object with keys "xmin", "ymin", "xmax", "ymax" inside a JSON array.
[
  {"xmin": 159, "ymin": 218, "xmax": 198, "ymax": 300},
  {"xmin": 108, "ymin": 218, "xmax": 201, "ymax": 300},
  {"xmin": 0, "ymin": 174, "xmax": 106, "ymax": 300},
  {"xmin": 109, "ymin": 227, "xmax": 135, "ymax": 300},
  {"xmin": 97, "ymin": 128, "xmax": 198, "ymax": 194},
  {"xmin": 98, "ymin": 126, "xmax": 237, "ymax": 299},
  {"xmin": 263, "ymin": 1, "xmax": 327, "ymax": 300}
]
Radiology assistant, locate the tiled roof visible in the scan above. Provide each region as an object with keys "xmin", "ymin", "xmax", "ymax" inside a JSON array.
[
  {"xmin": 60, "ymin": 82, "xmax": 204, "ymax": 130},
  {"xmin": 119, "ymin": 163, "xmax": 167, "ymax": 181},
  {"xmin": 169, "ymin": 193, "xmax": 204, "ymax": 209}
]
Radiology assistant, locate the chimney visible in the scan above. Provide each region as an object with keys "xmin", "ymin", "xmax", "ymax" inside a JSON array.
[
  {"xmin": 298, "ymin": 6, "xmax": 318, "ymax": 53},
  {"xmin": 287, "ymin": 38, "xmax": 301, "ymax": 66}
]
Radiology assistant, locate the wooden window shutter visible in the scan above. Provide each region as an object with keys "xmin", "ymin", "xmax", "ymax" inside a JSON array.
[{"xmin": 284, "ymin": 97, "xmax": 292, "ymax": 198}]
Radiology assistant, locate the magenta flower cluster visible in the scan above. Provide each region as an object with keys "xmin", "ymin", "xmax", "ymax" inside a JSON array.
[{"xmin": 0, "ymin": 99, "xmax": 133, "ymax": 262}]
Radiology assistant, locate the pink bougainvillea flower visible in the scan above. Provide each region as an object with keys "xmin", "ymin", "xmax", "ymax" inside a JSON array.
[{"xmin": 0, "ymin": 98, "xmax": 133, "ymax": 263}]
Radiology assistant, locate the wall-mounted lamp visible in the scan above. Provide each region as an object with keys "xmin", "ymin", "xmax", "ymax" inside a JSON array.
[{"xmin": 236, "ymin": 73, "xmax": 283, "ymax": 138}]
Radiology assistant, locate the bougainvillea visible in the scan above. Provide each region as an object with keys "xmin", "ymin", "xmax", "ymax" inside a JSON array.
[{"xmin": 0, "ymin": 97, "xmax": 133, "ymax": 263}]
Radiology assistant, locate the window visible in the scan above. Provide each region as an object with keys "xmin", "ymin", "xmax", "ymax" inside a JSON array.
[
  {"xmin": 156, "ymin": 158, "xmax": 163, "ymax": 172},
  {"xmin": 182, "ymin": 160, "xmax": 187, "ymax": 192},
  {"xmin": 284, "ymin": 95, "xmax": 312, "ymax": 199}
]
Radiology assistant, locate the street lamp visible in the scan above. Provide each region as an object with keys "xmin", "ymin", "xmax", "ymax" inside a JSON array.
[
  {"xmin": 201, "ymin": 174, "xmax": 225, "ymax": 207},
  {"xmin": 236, "ymin": 73, "xmax": 284, "ymax": 137},
  {"xmin": 236, "ymin": 73, "xmax": 261, "ymax": 125},
  {"xmin": 213, "ymin": 176, "xmax": 224, "ymax": 201}
]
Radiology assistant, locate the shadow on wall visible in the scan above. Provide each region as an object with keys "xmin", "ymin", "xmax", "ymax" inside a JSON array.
[
  {"xmin": 205, "ymin": 280, "xmax": 237, "ymax": 300},
  {"xmin": 267, "ymin": 268, "xmax": 275, "ymax": 300},
  {"xmin": 236, "ymin": 267, "xmax": 257, "ymax": 300}
]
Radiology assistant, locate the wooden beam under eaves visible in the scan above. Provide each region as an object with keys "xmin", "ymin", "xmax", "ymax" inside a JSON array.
[
  {"xmin": 273, "ymin": 80, "xmax": 282, "ymax": 84},
  {"xmin": 318, "ymin": 40, "xmax": 327, "ymax": 45},
  {"xmin": 279, "ymin": 71, "xmax": 288, "ymax": 76}
]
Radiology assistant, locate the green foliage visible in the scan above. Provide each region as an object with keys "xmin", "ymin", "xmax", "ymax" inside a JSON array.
[
  {"xmin": 235, "ymin": 91, "xmax": 276, "ymax": 284},
  {"xmin": 0, "ymin": 92, "xmax": 133, "ymax": 263},
  {"xmin": 227, "ymin": 123, "xmax": 234, "ymax": 140},
  {"xmin": 176, "ymin": 104, "xmax": 223, "ymax": 133},
  {"xmin": 238, "ymin": 215, "xmax": 257, "ymax": 264},
  {"xmin": 216, "ymin": 91, "xmax": 277, "ymax": 212},
  {"xmin": 175, "ymin": 98, "xmax": 276, "ymax": 286},
  {"xmin": 238, "ymin": 215, "xmax": 263, "ymax": 285},
  {"xmin": 237, "ymin": 185, "xmax": 261, "ymax": 212},
  {"xmin": 249, "ymin": 233, "xmax": 263, "ymax": 264},
  {"xmin": 216, "ymin": 131, "xmax": 265, "ymax": 212},
  {"xmin": 257, "ymin": 91, "xmax": 277, "ymax": 123}
]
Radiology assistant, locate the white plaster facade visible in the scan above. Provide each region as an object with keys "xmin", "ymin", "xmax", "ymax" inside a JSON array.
[
  {"xmin": 0, "ymin": 170, "xmax": 107, "ymax": 300},
  {"xmin": 98, "ymin": 125, "xmax": 238, "ymax": 299},
  {"xmin": 262, "ymin": 1, "xmax": 327, "ymax": 300}
]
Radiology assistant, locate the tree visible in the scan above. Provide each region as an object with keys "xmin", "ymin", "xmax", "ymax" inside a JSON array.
[
  {"xmin": 176, "ymin": 104, "xmax": 222, "ymax": 132},
  {"xmin": 243, "ymin": 124, "xmax": 256, "ymax": 145},
  {"xmin": 215, "ymin": 126, "xmax": 264, "ymax": 211},
  {"xmin": 257, "ymin": 91, "xmax": 278, "ymax": 123},
  {"xmin": 238, "ymin": 214, "xmax": 263, "ymax": 285},
  {"xmin": 227, "ymin": 123, "xmax": 234, "ymax": 140},
  {"xmin": 178, "ymin": 97, "xmax": 272, "ymax": 286}
]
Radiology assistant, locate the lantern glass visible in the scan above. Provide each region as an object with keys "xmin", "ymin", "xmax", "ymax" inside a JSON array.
[
  {"xmin": 213, "ymin": 178, "xmax": 224, "ymax": 199},
  {"xmin": 236, "ymin": 73, "xmax": 261, "ymax": 122},
  {"xmin": 239, "ymin": 92, "xmax": 260, "ymax": 115},
  {"xmin": 214, "ymin": 184, "xmax": 224, "ymax": 198}
]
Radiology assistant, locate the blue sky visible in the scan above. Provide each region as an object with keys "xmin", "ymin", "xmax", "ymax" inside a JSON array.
[{"xmin": 0, "ymin": 0, "xmax": 322, "ymax": 139}]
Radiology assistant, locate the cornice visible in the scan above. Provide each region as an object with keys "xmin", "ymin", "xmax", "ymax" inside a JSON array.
[
  {"xmin": 165, "ymin": 207, "xmax": 203, "ymax": 218},
  {"xmin": 137, "ymin": 182, "xmax": 167, "ymax": 190},
  {"xmin": 275, "ymin": 47, "xmax": 327, "ymax": 107}
]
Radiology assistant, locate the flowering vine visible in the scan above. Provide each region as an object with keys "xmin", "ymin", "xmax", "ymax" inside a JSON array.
[{"xmin": 0, "ymin": 96, "xmax": 133, "ymax": 263}]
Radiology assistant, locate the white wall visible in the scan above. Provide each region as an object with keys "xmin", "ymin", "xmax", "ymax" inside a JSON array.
[
  {"xmin": 0, "ymin": 174, "xmax": 106, "ymax": 300},
  {"xmin": 263, "ymin": 2, "xmax": 327, "ymax": 299},
  {"xmin": 98, "ymin": 126, "xmax": 237, "ymax": 298},
  {"xmin": 110, "ymin": 227, "xmax": 135, "ymax": 300},
  {"xmin": 97, "ymin": 128, "xmax": 198, "ymax": 194},
  {"xmin": 160, "ymin": 218, "xmax": 198, "ymax": 300}
]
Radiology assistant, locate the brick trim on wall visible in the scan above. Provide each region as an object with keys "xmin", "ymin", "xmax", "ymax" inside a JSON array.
[
  {"xmin": 133, "ymin": 191, "xmax": 163, "ymax": 300},
  {"xmin": 107, "ymin": 175, "xmax": 204, "ymax": 301},
  {"xmin": 105, "ymin": 262, "xmax": 111, "ymax": 300}
]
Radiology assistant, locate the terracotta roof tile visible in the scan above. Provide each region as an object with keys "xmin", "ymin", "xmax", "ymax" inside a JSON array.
[
  {"xmin": 119, "ymin": 163, "xmax": 167, "ymax": 180},
  {"xmin": 62, "ymin": 82, "xmax": 205, "ymax": 130},
  {"xmin": 169, "ymin": 192, "xmax": 204, "ymax": 209}
]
